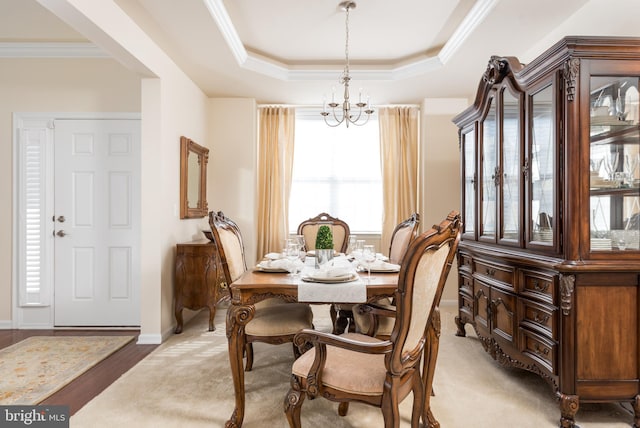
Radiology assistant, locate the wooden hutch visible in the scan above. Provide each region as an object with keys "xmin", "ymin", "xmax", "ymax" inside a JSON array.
[{"xmin": 452, "ymin": 37, "xmax": 640, "ymax": 427}]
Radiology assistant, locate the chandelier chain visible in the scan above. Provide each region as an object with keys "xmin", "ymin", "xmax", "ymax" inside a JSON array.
[{"xmin": 344, "ymin": 4, "xmax": 350, "ymax": 78}]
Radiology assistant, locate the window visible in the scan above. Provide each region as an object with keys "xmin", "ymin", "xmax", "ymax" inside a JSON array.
[{"xmin": 289, "ymin": 109, "xmax": 382, "ymax": 234}]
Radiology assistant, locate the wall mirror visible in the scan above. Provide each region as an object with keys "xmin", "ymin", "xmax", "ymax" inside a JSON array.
[{"xmin": 180, "ymin": 136, "xmax": 209, "ymax": 219}]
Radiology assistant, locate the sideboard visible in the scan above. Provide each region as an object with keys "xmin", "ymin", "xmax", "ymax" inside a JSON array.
[{"xmin": 174, "ymin": 240, "xmax": 230, "ymax": 333}]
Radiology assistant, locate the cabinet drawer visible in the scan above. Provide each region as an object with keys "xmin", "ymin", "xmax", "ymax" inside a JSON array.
[
  {"xmin": 459, "ymin": 293, "xmax": 474, "ymax": 319},
  {"xmin": 519, "ymin": 328, "xmax": 556, "ymax": 374},
  {"xmin": 518, "ymin": 298, "xmax": 557, "ymax": 340},
  {"xmin": 459, "ymin": 272, "xmax": 473, "ymax": 296},
  {"xmin": 473, "ymin": 259, "xmax": 514, "ymax": 290},
  {"xmin": 458, "ymin": 252, "xmax": 473, "ymax": 271},
  {"xmin": 520, "ymin": 270, "xmax": 556, "ymax": 304}
]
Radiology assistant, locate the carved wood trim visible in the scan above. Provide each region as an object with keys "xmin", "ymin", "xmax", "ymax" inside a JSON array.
[
  {"xmin": 473, "ymin": 326, "xmax": 559, "ymax": 392},
  {"xmin": 563, "ymin": 57, "xmax": 580, "ymax": 102},
  {"xmin": 483, "ymin": 56, "xmax": 509, "ymax": 85},
  {"xmin": 559, "ymin": 274, "xmax": 575, "ymax": 316}
]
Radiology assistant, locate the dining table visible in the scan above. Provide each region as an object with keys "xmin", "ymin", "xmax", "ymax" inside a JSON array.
[{"xmin": 224, "ymin": 266, "xmax": 399, "ymax": 428}]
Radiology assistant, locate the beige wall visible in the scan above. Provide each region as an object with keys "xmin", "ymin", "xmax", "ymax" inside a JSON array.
[
  {"xmin": 421, "ymin": 98, "xmax": 468, "ymax": 304},
  {"xmin": 208, "ymin": 98, "xmax": 258, "ymax": 268},
  {"xmin": 0, "ymin": 57, "xmax": 141, "ymax": 325}
]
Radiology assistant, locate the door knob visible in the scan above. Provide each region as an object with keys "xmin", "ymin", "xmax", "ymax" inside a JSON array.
[
  {"xmin": 57, "ymin": 215, "xmax": 66, "ymax": 223},
  {"xmin": 56, "ymin": 230, "xmax": 68, "ymax": 237}
]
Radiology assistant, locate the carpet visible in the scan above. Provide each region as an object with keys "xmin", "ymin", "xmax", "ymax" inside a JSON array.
[
  {"xmin": 0, "ymin": 335, "xmax": 135, "ymax": 405},
  {"xmin": 71, "ymin": 306, "xmax": 634, "ymax": 427}
]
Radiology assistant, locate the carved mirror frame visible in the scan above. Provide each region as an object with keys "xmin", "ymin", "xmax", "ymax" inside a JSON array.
[{"xmin": 180, "ymin": 136, "xmax": 209, "ymax": 219}]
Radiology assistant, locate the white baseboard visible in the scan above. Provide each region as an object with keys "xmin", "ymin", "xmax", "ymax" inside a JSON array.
[
  {"xmin": 0, "ymin": 320, "xmax": 13, "ymax": 329},
  {"xmin": 137, "ymin": 325, "xmax": 176, "ymax": 345},
  {"xmin": 136, "ymin": 334, "xmax": 162, "ymax": 345}
]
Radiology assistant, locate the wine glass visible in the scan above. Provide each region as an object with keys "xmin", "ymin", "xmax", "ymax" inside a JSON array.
[
  {"xmin": 284, "ymin": 240, "xmax": 300, "ymax": 277},
  {"xmin": 347, "ymin": 235, "xmax": 358, "ymax": 255},
  {"xmin": 294, "ymin": 234, "xmax": 306, "ymax": 260},
  {"xmin": 362, "ymin": 245, "xmax": 376, "ymax": 284},
  {"xmin": 604, "ymin": 153, "xmax": 619, "ymax": 181}
]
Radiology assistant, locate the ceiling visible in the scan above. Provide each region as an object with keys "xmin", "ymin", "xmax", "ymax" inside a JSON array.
[{"xmin": 3, "ymin": 0, "xmax": 638, "ymax": 106}]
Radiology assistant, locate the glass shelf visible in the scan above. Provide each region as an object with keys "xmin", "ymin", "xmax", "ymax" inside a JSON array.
[{"xmin": 589, "ymin": 76, "xmax": 640, "ymax": 252}]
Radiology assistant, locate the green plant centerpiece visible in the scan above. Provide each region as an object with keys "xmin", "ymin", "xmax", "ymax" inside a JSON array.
[{"xmin": 314, "ymin": 225, "xmax": 334, "ymax": 267}]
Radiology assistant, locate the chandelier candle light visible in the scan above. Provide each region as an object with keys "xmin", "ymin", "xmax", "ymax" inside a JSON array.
[{"xmin": 321, "ymin": 1, "xmax": 374, "ymax": 128}]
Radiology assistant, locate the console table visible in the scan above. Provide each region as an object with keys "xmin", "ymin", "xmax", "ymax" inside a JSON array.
[{"xmin": 174, "ymin": 240, "xmax": 230, "ymax": 333}]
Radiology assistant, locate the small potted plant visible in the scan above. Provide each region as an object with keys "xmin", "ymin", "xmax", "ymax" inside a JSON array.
[{"xmin": 315, "ymin": 225, "xmax": 334, "ymax": 267}]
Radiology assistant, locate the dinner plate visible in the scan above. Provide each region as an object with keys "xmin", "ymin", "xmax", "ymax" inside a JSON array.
[
  {"xmin": 368, "ymin": 267, "xmax": 400, "ymax": 273},
  {"xmin": 301, "ymin": 273, "xmax": 358, "ymax": 283}
]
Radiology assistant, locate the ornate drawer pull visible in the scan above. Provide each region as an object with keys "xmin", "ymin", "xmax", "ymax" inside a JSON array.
[
  {"xmin": 533, "ymin": 343, "xmax": 550, "ymax": 356},
  {"xmin": 532, "ymin": 280, "xmax": 550, "ymax": 292},
  {"xmin": 485, "ymin": 268, "xmax": 496, "ymax": 276},
  {"xmin": 532, "ymin": 311, "xmax": 550, "ymax": 325},
  {"xmin": 220, "ymin": 281, "xmax": 228, "ymax": 290}
]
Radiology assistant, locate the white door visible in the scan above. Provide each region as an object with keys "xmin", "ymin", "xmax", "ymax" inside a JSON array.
[{"xmin": 53, "ymin": 119, "xmax": 141, "ymax": 326}]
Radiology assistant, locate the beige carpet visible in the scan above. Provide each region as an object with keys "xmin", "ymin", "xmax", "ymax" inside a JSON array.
[
  {"xmin": 0, "ymin": 335, "xmax": 135, "ymax": 405},
  {"xmin": 71, "ymin": 305, "xmax": 634, "ymax": 427}
]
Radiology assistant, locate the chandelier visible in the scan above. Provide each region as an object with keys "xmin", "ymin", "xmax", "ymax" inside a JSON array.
[{"xmin": 321, "ymin": 1, "xmax": 374, "ymax": 128}]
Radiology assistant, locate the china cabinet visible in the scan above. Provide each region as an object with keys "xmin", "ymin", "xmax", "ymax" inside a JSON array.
[
  {"xmin": 174, "ymin": 240, "xmax": 230, "ymax": 333},
  {"xmin": 453, "ymin": 37, "xmax": 640, "ymax": 427}
]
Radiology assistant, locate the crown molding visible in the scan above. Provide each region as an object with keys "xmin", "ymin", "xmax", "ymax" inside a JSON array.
[
  {"xmin": 0, "ymin": 0, "xmax": 499, "ymax": 79},
  {"xmin": 205, "ymin": 0, "xmax": 499, "ymax": 81},
  {"xmin": 0, "ymin": 42, "xmax": 108, "ymax": 58}
]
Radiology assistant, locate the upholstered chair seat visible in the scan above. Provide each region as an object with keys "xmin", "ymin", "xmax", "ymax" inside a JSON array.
[
  {"xmin": 292, "ymin": 332, "xmax": 386, "ymax": 396},
  {"xmin": 245, "ymin": 303, "xmax": 314, "ymax": 337}
]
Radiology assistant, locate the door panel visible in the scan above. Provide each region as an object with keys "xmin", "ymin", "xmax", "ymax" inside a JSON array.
[{"xmin": 54, "ymin": 119, "xmax": 140, "ymax": 326}]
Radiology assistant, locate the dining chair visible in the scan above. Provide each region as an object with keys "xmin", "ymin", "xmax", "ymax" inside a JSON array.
[
  {"xmin": 296, "ymin": 212, "xmax": 350, "ymax": 253},
  {"xmin": 208, "ymin": 210, "xmax": 314, "ymax": 372},
  {"xmin": 296, "ymin": 212, "xmax": 352, "ymax": 334},
  {"xmin": 353, "ymin": 212, "xmax": 421, "ymax": 338},
  {"xmin": 284, "ymin": 211, "xmax": 461, "ymax": 428}
]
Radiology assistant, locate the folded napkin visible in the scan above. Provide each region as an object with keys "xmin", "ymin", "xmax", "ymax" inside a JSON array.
[
  {"xmin": 309, "ymin": 257, "xmax": 356, "ymax": 279},
  {"xmin": 264, "ymin": 252, "xmax": 282, "ymax": 260},
  {"xmin": 257, "ymin": 258, "xmax": 302, "ymax": 271}
]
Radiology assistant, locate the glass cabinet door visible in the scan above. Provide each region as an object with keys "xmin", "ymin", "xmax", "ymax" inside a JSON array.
[
  {"xmin": 462, "ymin": 128, "xmax": 476, "ymax": 238},
  {"xmin": 480, "ymin": 97, "xmax": 497, "ymax": 240},
  {"xmin": 501, "ymin": 88, "xmax": 521, "ymax": 242},
  {"xmin": 589, "ymin": 76, "xmax": 640, "ymax": 252},
  {"xmin": 529, "ymin": 85, "xmax": 555, "ymax": 246}
]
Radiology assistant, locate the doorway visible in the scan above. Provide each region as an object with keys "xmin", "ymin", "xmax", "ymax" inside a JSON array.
[{"xmin": 14, "ymin": 114, "xmax": 141, "ymax": 327}]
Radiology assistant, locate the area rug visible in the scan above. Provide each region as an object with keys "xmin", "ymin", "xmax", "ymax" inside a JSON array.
[
  {"xmin": 71, "ymin": 305, "xmax": 634, "ymax": 428},
  {"xmin": 0, "ymin": 335, "xmax": 135, "ymax": 405}
]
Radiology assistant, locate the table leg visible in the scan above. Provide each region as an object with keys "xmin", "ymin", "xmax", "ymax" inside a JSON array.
[{"xmin": 225, "ymin": 303, "xmax": 255, "ymax": 428}]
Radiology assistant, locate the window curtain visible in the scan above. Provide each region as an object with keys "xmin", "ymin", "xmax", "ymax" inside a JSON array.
[
  {"xmin": 256, "ymin": 107, "xmax": 295, "ymax": 259},
  {"xmin": 378, "ymin": 106, "xmax": 419, "ymax": 255}
]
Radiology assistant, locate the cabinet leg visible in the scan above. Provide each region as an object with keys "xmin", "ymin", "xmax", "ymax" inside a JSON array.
[
  {"xmin": 454, "ymin": 315, "xmax": 466, "ymax": 337},
  {"xmin": 174, "ymin": 307, "xmax": 184, "ymax": 334},
  {"xmin": 632, "ymin": 394, "xmax": 640, "ymax": 428},
  {"xmin": 559, "ymin": 393, "xmax": 579, "ymax": 428},
  {"xmin": 208, "ymin": 305, "xmax": 217, "ymax": 331}
]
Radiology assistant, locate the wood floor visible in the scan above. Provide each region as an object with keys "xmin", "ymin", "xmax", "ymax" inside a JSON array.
[{"xmin": 0, "ymin": 329, "xmax": 157, "ymax": 415}]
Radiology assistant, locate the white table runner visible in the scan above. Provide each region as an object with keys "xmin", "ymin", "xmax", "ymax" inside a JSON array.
[{"xmin": 297, "ymin": 276, "xmax": 367, "ymax": 303}]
